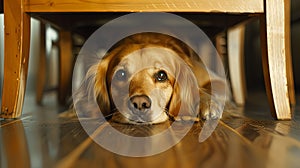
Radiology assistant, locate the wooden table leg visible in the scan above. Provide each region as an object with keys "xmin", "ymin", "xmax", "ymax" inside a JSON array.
[
  {"xmin": 260, "ymin": 0, "xmax": 295, "ymax": 120},
  {"xmin": 227, "ymin": 24, "xmax": 247, "ymax": 106},
  {"xmin": 1, "ymin": 0, "xmax": 31, "ymax": 118},
  {"xmin": 58, "ymin": 30, "xmax": 72, "ymax": 105}
]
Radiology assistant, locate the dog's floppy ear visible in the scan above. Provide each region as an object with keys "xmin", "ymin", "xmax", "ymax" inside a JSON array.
[
  {"xmin": 93, "ymin": 57, "xmax": 112, "ymax": 117},
  {"xmin": 168, "ymin": 62, "xmax": 200, "ymax": 118},
  {"xmin": 72, "ymin": 55, "xmax": 111, "ymax": 118}
]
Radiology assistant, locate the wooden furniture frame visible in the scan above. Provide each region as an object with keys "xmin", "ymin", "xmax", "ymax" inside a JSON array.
[{"xmin": 1, "ymin": 0, "xmax": 295, "ymax": 119}]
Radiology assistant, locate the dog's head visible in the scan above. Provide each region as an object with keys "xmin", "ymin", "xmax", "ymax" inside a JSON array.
[{"xmin": 91, "ymin": 33, "xmax": 201, "ymax": 124}]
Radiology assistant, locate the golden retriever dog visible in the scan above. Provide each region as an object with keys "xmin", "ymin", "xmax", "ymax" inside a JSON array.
[{"xmin": 77, "ymin": 32, "xmax": 229, "ymax": 124}]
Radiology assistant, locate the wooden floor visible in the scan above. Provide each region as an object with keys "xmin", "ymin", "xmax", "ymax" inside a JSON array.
[{"xmin": 1, "ymin": 91, "xmax": 300, "ymax": 168}]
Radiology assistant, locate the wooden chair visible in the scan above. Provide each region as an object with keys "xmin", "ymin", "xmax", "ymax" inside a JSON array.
[
  {"xmin": 1, "ymin": 0, "xmax": 295, "ymax": 120},
  {"xmin": 36, "ymin": 23, "xmax": 73, "ymax": 105}
]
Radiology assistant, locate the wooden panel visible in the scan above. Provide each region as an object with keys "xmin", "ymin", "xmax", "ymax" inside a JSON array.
[
  {"xmin": 1, "ymin": 0, "xmax": 31, "ymax": 118},
  {"xmin": 24, "ymin": 0, "xmax": 264, "ymax": 13}
]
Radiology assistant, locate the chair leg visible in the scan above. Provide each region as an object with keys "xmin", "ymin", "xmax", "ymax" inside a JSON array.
[
  {"xmin": 227, "ymin": 24, "xmax": 247, "ymax": 105},
  {"xmin": 260, "ymin": 0, "xmax": 295, "ymax": 120},
  {"xmin": 1, "ymin": 0, "xmax": 31, "ymax": 118},
  {"xmin": 58, "ymin": 30, "xmax": 73, "ymax": 105}
]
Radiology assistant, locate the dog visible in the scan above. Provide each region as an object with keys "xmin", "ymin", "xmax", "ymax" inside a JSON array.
[{"xmin": 75, "ymin": 32, "xmax": 229, "ymax": 124}]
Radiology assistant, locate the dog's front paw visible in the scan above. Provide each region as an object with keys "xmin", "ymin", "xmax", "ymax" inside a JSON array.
[{"xmin": 199, "ymin": 93, "xmax": 223, "ymax": 120}]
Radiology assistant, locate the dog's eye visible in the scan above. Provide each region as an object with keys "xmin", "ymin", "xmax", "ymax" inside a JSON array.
[
  {"xmin": 115, "ymin": 69, "xmax": 127, "ymax": 81},
  {"xmin": 155, "ymin": 70, "xmax": 168, "ymax": 82}
]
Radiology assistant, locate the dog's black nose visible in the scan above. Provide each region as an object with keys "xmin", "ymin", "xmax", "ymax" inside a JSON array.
[{"xmin": 129, "ymin": 95, "xmax": 151, "ymax": 112}]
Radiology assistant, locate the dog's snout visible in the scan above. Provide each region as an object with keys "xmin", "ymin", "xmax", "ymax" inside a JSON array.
[{"xmin": 129, "ymin": 95, "xmax": 151, "ymax": 112}]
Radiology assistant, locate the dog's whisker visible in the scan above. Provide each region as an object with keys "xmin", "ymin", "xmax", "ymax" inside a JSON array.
[
  {"xmin": 163, "ymin": 109, "xmax": 176, "ymax": 121},
  {"xmin": 163, "ymin": 108, "xmax": 200, "ymax": 122},
  {"xmin": 102, "ymin": 109, "xmax": 120, "ymax": 119}
]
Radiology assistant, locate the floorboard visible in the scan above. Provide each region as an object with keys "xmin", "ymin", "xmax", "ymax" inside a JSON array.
[{"xmin": 1, "ymin": 91, "xmax": 300, "ymax": 168}]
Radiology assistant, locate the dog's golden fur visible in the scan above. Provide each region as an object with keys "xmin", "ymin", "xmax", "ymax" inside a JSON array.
[{"xmin": 77, "ymin": 32, "xmax": 229, "ymax": 124}]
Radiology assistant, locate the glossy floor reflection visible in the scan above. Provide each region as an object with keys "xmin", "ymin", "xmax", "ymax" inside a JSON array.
[{"xmin": 1, "ymin": 91, "xmax": 300, "ymax": 168}]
